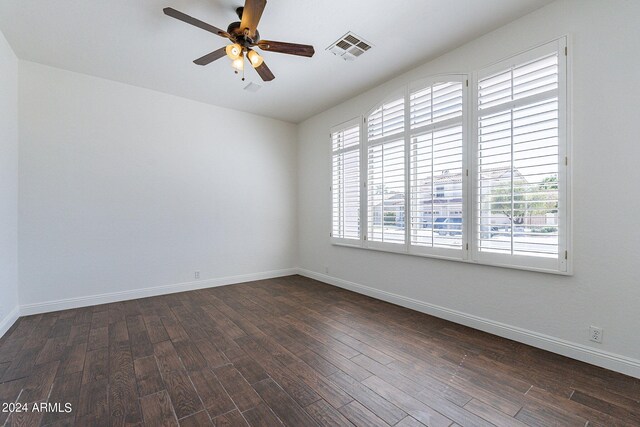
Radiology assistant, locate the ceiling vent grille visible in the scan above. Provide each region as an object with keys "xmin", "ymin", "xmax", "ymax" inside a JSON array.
[
  {"xmin": 326, "ymin": 32, "xmax": 373, "ymax": 61},
  {"xmin": 243, "ymin": 82, "xmax": 262, "ymax": 92}
]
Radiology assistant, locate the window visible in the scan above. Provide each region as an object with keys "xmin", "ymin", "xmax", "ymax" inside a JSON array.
[
  {"xmin": 367, "ymin": 97, "xmax": 406, "ymax": 247},
  {"xmin": 331, "ymin": 119, "xmax": 361, "ymax": 243},
  {"xmin": 409, "ymin": 79, "xmax": 466, "ymax": 255},
  {"xmin": 330, "ymin": 38, "xmax": 570, "ymax": 274},
  {"xmin": 473, "ymin": 40, "xmax": 568, "ymax": 272}
]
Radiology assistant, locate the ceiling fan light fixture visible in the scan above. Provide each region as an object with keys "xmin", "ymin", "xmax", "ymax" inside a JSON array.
[
  {"xmin": 247, "ymin": 50, "xmax": 264, "ymax": 68},
  {"xmin": 232, "ymin": 55, "xmax": 245, "ymax": 72},
  {"xmin": 226, "ymin": 43, "xmax": 243, "ymax": 60}
]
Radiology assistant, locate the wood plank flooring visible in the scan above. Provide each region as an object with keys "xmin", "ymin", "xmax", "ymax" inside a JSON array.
[{"xmin": 0, "ymin": 275, "xmax": 638, "ymax": 426}]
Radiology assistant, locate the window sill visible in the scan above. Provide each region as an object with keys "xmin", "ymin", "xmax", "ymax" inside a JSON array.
[{"xmin": 331, "ymin": 240, "xmax": 572, "ymax": 276}]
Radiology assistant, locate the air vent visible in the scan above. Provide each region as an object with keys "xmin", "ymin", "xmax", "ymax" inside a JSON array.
[
  {"xmin": 336, "ymin": 40, "xmax": 351, "ymax": 50},
  {"xmin": 344, "ymin": 34, "xmax": 360, "ymax": 45},
  {"xmin": 244, "ymin": 82, "xmax": 262, "ymax": 92},
  {"xmin": 326, "ymin": 32, "xmax": 373, "ymax": 61}
]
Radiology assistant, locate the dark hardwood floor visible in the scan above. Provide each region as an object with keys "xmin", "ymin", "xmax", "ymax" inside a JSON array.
[{"xmin": 0, "ymin": 275, "xmax": 638, "ymax": 426}]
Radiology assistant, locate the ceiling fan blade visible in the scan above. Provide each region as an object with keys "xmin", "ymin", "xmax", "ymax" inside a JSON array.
[
  {"xmin": 163, "ymin": 7, "xmax": 229, "ymax": 38},
  {"xmin": 240, "ymin": 0, "xmax": 267, "ymax": 38},
  {"xmin": 257, "ymin": 40, "xmax": 315, "ymax": 57},
  {"xmin": 193, "ymin": 47, "xmax": 227, "ymax": 66},
  {"xmin": 254, "ymin": 61, "xmax": 275, "ymax": 81}
]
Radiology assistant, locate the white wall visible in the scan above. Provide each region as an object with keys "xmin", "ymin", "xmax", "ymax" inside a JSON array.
[
  {"xmin": 18, "ymin": 61, "xmax": 298, "ymax": 312},
  {"xmin": 0, "ymin": 29, "xmax": 19, "ymax": 336},
  {"xmin": 298, "ymin": 0, "xmax": 640, "ymax": 378}
]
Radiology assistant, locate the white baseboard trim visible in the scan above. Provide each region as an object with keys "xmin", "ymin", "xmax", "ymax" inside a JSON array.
[
  {"xmin": 296, "ymin": 268, "xmax": 640, "ymax": 379},
  {"xmin": 0, "ymin": 306, "xmax": 21, "ymax": 339},
  {"xmin": 19, "ymin": 268, "xmax": 298, "ymax": 316}
]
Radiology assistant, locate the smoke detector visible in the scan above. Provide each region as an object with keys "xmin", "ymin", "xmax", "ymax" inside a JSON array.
[{"xmin": 326, "ymin": 32, "xmax": 372, "ymax": 61}]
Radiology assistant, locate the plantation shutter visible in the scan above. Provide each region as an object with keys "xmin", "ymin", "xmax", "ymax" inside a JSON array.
[
  {"xmin": 410, "ymin": 82, "xmax": 464, "ymax": 129},
  {"xmin": 367, "ymin": 98, "xmax": 405, "ymax": 141},
  {"xmin": 332, "ymin": 122, "xmax": 361, "ymax": 241},
  {"xmin": 409, "ymin": 81, "xmax": 465, "ymax": 251},
  {"xmin": 476, "ymin": 44, "xmax": 563, "ymax": 264},
  {"xmin": 366, "ymin": 97, "xmax": 406, "ymax": 245}
]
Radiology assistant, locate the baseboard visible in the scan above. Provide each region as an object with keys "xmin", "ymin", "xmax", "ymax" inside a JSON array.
[
  {"xmin": 0, "ymin": 306, "xmax": 20, "ymax": 340},
  {"xmin": 296, "ymin": 268, "xmax": 640, "ymax": 380},
  {"xmin": 19, "ymin": 268, "xmax": 298, "ymax": 316}
]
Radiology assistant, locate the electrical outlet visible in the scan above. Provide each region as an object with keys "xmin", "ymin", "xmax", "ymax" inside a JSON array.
[
  {"xmin": 194, "ymin": 271, "xmax": 200, "ymax": 280},
  {"xmin": 589, "ymin": 326, "xmax": 603, "ymax": 343}
]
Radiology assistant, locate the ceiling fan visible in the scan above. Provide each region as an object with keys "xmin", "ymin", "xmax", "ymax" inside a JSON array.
[{"xmin": 163, "ymin": 0, "xmax": 315, "ymax": 82}]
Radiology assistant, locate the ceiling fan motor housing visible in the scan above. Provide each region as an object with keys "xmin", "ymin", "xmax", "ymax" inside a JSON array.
[{"xmin": 227, "ymin": 21, "xmax": 260, "ymax": 46}]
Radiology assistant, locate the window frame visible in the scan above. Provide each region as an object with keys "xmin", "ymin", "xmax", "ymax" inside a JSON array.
[
  {"xmin": 470, "ymin": 38, "xmax": 570, "ymax": 274},
  {"xmin": 407, "ymin": 74, "xmax": 470, "ymax": 260},
  {"xmin": 329, "ymin": 37, "xmax": 572, "ymax": 275}
]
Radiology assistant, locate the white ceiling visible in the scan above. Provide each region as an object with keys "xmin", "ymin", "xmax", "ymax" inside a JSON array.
[{"xmin": 0, "ymin": 0, "xmax": 553, "ymax": 123}]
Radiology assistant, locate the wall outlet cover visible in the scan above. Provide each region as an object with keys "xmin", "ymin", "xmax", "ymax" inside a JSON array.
[{"xmin": 589, "ymin": 326, "xmax": 603, "ymax": 343}]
